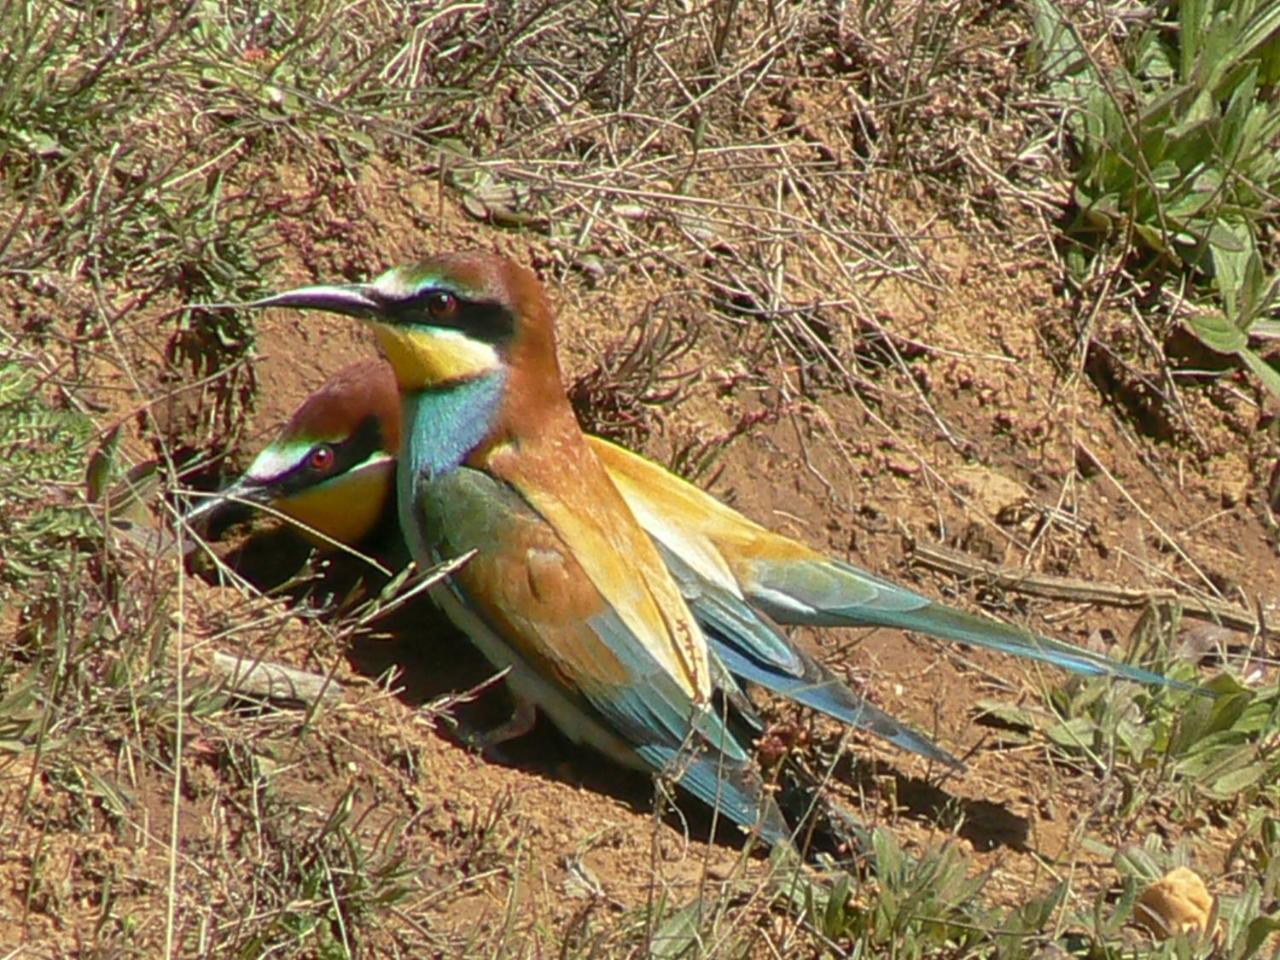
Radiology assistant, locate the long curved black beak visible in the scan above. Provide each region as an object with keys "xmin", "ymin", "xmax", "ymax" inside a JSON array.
[
  {"xmin": 182, "ymin": 476, "xmax": 276, "ymax": 540},
  {"xmin": 243, "ymin": 283, "xmax": 384, "ymax": 317}
]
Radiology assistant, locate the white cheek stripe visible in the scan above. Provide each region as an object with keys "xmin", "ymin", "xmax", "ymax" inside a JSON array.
[{"xmin": 246, "ymin": 441, "xmax": 311, "ymax": 483}]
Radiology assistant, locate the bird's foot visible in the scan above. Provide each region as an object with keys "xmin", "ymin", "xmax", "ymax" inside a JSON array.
[{"xmin": 458, "ymin": 696, "xmax": 537, "ymax": 762}]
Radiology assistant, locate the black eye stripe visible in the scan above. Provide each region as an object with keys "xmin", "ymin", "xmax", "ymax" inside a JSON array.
[
  {"xmin": 389, "ymin": 290, "xmax": 516, "ymax": 346},
  {"xmin": 275, "ymin": 415, "xmax": 386, "ymax": 499}
]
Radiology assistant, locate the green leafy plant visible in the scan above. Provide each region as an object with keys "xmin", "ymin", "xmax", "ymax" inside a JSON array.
[
  {"xmin": 780, "ymin": 830, "xmax": 991, "ymax": 957},
  {"xmin": 979, "ymin": 618, "xmax": 1277, "ymax": 817},
  {"xmin": 1031, "ymin": 0, "xmax": 1280, "ymax": 399},
  {"xmin": 0, "ymin": 362, "xmax": 96, "ymax": 585}
]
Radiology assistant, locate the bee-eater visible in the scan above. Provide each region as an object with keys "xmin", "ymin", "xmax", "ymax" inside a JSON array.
[
  {"xmin": 185, "ymin": 360, "xmax": 401, "ymax": 548},
  {"xmin": 228, "ymin": 251, "xmax": 802, "ymax": 844}
]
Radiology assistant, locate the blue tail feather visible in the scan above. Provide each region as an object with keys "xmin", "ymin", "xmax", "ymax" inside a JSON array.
[
  {"xmin": 713, "ymin": 639, "xmax": 962, "ymax": 767},
  {"xmin": 639, "ymin": 743, "xmax": 792, "ymax": 847},
  {"xmin": 746, "ymin": 559, "xmax": 1202, "ymax": 693}
]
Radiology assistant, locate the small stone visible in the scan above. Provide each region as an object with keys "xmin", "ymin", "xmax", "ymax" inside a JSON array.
[{"xmin": 1135, "ymin": 867, "xmax": 1215, "ymax": 941}]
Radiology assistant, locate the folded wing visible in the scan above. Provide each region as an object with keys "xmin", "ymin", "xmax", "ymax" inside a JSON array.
[{"xmin": 418, "ymin": 464, "xmax": 791, "ymax": 844}]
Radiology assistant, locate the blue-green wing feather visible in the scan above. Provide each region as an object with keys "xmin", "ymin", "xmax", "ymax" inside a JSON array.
[
  {"xmin": 660, "ymin": 547, "xmax": 961, "ymax": 767},
  {"xmin": 417, "ymin": 464, "xmax": 789, "ymax": 841},
  {"xmin": 579, "ymin": 608, "xmax": 791, "ymax": 845}
]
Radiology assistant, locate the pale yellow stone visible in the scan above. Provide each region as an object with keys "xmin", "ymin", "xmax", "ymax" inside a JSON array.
[
  {"xmin": 1135, "ymin": 866, "xmax": 1215, "ymax": 940},
  {"xmin": 952, "ymin": 464, "xmax": 1026, "ymax": 519}
]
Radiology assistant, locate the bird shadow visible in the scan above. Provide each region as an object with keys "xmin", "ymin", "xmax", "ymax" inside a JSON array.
[{"xmin": 829, "ymin": 752, "xmax": 1032, "ymax": 854}]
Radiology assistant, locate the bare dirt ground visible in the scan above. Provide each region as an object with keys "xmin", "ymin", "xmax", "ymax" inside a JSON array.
[{"xmin": 2, "ymin": 3, "xmax": 1277, "ymax": 957}]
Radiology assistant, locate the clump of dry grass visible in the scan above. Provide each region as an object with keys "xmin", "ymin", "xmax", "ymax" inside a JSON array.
[{"xmin": 568, "ymin": 296, "xmax": 700, "ymax": 447}]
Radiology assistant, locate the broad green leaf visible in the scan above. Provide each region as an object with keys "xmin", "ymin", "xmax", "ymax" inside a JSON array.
[
  {"xmin": 1179, "ymin": 740, "xmax": 1256, "ymax": 784},
  {"xmin": 1242, "ymin": 269, "xmax": 1280, "ymax": 326},
  {"xmin": 1205, "ymin": 689, "xmax": 1255, "ymax": 735},
  {"xmin": 1207, "ymin": 761, "xmax": 1269, "ymax": 799},
  {"xmin": 650, "ymin": 900, "xmax": 705, "ymax": 959},
  {"xmin": 1028, "ymin": 0, "xmax": 1092, "ymax": 84},
  {"xmin": 822, "ymin": 874, "xmax": 855, "ymax": 939},
  {"xmin": 1178, "ymin": 0, "xmax": 1209, "ymax": 81},
  {"xmin": 1114, "ymin": 845, "xmax": 1162, "ymax": 883},
  {"xmin": 1234, "ymin": 3, "xmax": 1280, "ymax": 81},
  {"xmin": 1149, "ymin": 159, "xmax": 1180, "ymax": 185},
  {"xmin": 1134, "ymin": 220, "xmax": 1170, "ymax": 254},
  {"xmin": 1208, "ymin": 219, "xmax": 1250, "ymax": 254},
  {"xmin": 1210, "ymin": 228, "xmax": 1252, "ymax": 313},
  {"xmin": 1081, "ymin": 835, "xmax": 1117, "ymax": 859},
  {"xmin": 974, "ymin": 699, "xmax": 1044, "ymax": 731},
  {"xmin": 85, "ymin": 423, "xmax": 123, "ymax": 504},
  {"xmin": 1045, "ymin": 716, "xmax": 1097, "ymax": 749},
  {"xmin": 1240, "ymin": 915, "xmax": 1280, "ymax": 960},
  {"xmin": 1166, "ymin": 189, "xmax": 1215, "ymax": 220},
  {"xmin": 1185, "ymin": 312, "xmax": 1245, "ymax": 354}
]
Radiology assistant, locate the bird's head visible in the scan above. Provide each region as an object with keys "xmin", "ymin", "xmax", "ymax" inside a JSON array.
[
  {"xmin": 185, "ymin": 358, "xmax": 400, "ymax": 548},
  {"xmin": 245, "ymin": 251, "xmax": 559, "ymax": 396}
]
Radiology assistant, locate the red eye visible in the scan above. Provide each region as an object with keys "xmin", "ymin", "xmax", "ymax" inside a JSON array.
[
  {"xmin": 426, "ymin": 291, "xmax": 457, "ymax": 319},
  {"xmin": 307, "ymin": 444, "xmax": 335, "ymax": 472}
]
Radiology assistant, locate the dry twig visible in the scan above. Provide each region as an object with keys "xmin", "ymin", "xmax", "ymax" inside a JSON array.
[
  {"xmin": 210, "ymin": 651, "xmax": 345, "ymax": 706},
  {"xmin": 910, "ymin": 541, "xmax": 1272, "ymax": 637}
]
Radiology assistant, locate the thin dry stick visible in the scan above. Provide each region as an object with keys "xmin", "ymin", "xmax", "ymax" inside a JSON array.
[
  {"xmin": 165, "ymin": 535, "xmax": 185, "ymax": 960},
  {"xmin": 210, "ymin": 652, "xmax": 345, "ymax": 706},
  {"xmin": 910, "ymin": 541, "xmax": 1270, "ymax": 636}
]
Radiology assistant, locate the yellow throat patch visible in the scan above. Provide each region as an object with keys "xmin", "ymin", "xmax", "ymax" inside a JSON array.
[
  {"xmin": 275, "ymin": 458, "xmax": 394, "ymax": 547},
  {"xmin": 372, "ymin": 323, "xmax": 500, "ymax": 389}
]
